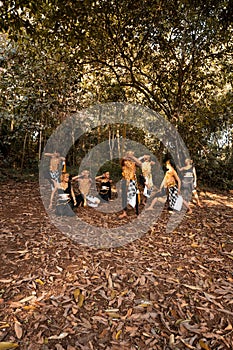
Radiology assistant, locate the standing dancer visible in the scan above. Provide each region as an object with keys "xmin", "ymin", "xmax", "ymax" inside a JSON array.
[
  {"xmin": 178, "ymin": 158, "xmax": 202, "ymax": 207},
  {"xmin": 44, "ymin": 151, "xmax": 66, "ymax": 189},
  {"xmin": 140, "ymin": 154, "xmax": 155, "ymax": 204},
  {"xmin": 119, "ymin": 151, "xmax": 142, "ymax": 219},
  {"xmin": 146, "ymin": 160, "xmax": 192, "ymax": 213}
]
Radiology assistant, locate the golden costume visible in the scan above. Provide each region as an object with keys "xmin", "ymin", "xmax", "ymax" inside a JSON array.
[{"xmin": 122, "ymin": 160, "xmax": 136, "ymax": 181}]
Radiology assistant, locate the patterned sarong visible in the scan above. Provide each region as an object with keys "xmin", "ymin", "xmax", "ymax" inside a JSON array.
[
  {"xmin": 168, "ymin": 185, "xmax": 178, "ymax": 209},
  {"xmin": 127, "ymin": 180, "xmax": 137, "ymax": 208},
  {"xmin": 50, "ymin": 170, "xmax": 60, "ymax": 183}
]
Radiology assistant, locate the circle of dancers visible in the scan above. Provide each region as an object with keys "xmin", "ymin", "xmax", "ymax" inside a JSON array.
[{"xmin": 45, "ymin": 151, "xmax": 202, "ymax": 217}]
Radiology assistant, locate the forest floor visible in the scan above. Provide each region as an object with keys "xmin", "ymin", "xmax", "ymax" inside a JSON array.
[{"xmin": 0, "ymin": 180, "xmax": 233, "ymax": 350}]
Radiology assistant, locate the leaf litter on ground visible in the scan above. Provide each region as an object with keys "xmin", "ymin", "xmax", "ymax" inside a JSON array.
[{"xmin": 0, "ymin": 181, "xmax": 233, "ymax": 349}]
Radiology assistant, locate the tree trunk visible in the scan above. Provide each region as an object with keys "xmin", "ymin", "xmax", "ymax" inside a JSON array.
[
  {"xmin": 20, "ymin": 132, "xmax": 27, "ymax": 173},
  {"xmin": 38, "ymin": 128, "xmax": 42, "ymax": 160},
  {"xmin": 121, "ymin": 123, "xmax": 127, "ymax": 160},
  {"xmin": 108, "ymin": 125, "xmax": 115, "ymax": 161},
  {"xmin": 116, "ymin": 125, "xmax": 121, "ymax": 161}
]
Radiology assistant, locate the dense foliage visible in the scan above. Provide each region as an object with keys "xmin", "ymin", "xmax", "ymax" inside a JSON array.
[{"xmin": 0, "ymin": 0, "xmax": 232, "ymax": 188}]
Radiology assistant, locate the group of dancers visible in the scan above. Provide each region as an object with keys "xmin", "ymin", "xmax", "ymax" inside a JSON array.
[
  {"xmin": 44, "ymin": 150, "xmax": 202, "ymax": 218},
  {"xmin": 44, "ymin": 152, "xmax": 113, "ymax": 216},
  {"xmin": 118, "ymin": 151, "xmax": 202, "ymax": 219}
]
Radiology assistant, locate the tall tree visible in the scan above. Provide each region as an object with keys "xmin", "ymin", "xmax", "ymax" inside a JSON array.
[{"xmin": 1, "ymin": 0, "xmax": 232, "ymax": 187}]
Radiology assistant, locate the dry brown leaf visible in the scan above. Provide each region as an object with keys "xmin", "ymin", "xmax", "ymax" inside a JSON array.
[
  {"xmin": 139, "ymin": 275, "xmax": 146, "ymax": 285},
  {"xmin": 99, "ymin": 328, "xmax": 108, "ymax": 339},
  {"xmin": 0, "ymin": 322, "xmax": 10, "ymax": 329},
  {"xmin": 115, "ymin": 329, "xmax": 122, "ymax": 340},
  {"xmin": 108, "ymin": 274, "xmax": 113, "ymax": 289},
  {"xmin": 179, "ymin": 339, "xmax": 195, "ymax": 349},
  {"xmin": 18, "ymin": 295, "xmax": 35, "ymax": 303},
  {"xmin": 169, "ymin": 334, "xmax": 175, "ymax": 347},
  {"xmin": 125, "ymin": 326, "xmax": 138, "ymax": 337},
  {"xmin": 80, "ymin": 316, "xmax": 92, "ymax": 329},
  {"xmin": 122, "ymin": 308, "xmax": 133, "ymax": 320},
  {"xmin": 137, "ymin": 302, "xmax": 152, "ymax": 308},
  {"xmin": 48, "ymin": 332, "xmax": 69, "ymax": 340},
  {"xmin": 179, "ymin": 323, "xmax": 189, "ymax": 335},
  {"xmin": 35, "ymin": 278, "xmax": 44, "ymax": 285},
  {"xmin": 72, "ymin": 306, "xmax": 78, "ymax": 315},
  {"xmin": 105, "ymin": 308, "xmax": 119, "ymax": 313},
  {"xmin": 77, "ymin": 293, "xmax": 85, "ymax": 307},
  {"xmin": 92, "ymin": 316, "xmax": 108, "ymax": 324},
  {"xmin": 55, "ymin": 345, "xmax": 65, "ymax": 350},
  {"xmin": 199, "ymin": 340, "xmax": 211, "ymax": 350},
  {"xmin": 217, "ymin": 308, "xmax": 233, "ymax": 316},
  {"xmin": 182, "ymin": 322, "xmax": 207, "ymax": 334},
  {"xmin": 14, "ymin": 321, "xmax": 23, "ymax": 339},
  {"xmin": 0, "ymin": 279, "xmax": 13, "ymax": 283},
  {"xmin": 224, "ymin": 322, "xmax": 233, "ymax": 331},
  {"xmin": 73, "ymin": 288, "xmax": 80, "ymax": 301},
  {"xmin": 182, "ymin": 284, "xmax": 202, "ymax": 291},
  {"xmin": 8, "ymin": 302, "xmax": 22, "ymax": 309},
  {"xmin": 0, "ymin": 343, "xmax": 18, "ymax": 350},
  {"xmin": 106, "ymin": 312, "xmax": 121, "ymax": 318}
]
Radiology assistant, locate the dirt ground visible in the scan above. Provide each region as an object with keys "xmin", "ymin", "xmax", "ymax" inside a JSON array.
[{"xmin": 0, "ymin": 180, "xmax": 233, "ymax": 350}]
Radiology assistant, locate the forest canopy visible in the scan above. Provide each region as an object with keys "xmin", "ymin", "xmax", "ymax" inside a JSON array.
[{"xmin": 0, "ymin": 0, "xmax": 232, "ymax": 188}]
